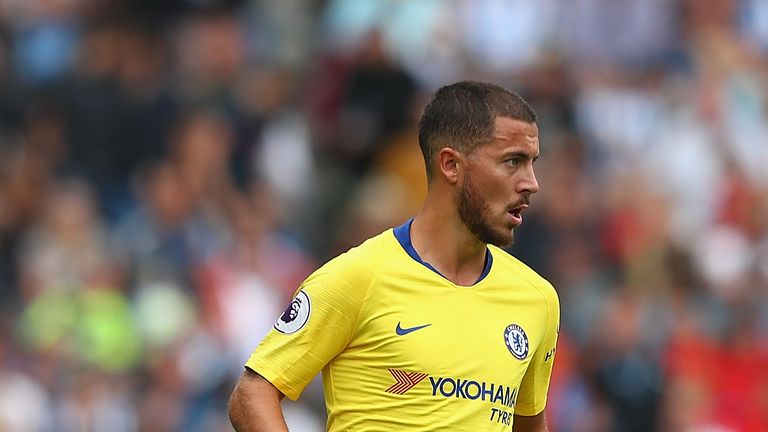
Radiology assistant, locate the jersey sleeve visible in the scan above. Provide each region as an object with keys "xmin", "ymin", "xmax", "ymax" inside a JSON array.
[
  {"xmin": 244, "ymin": 248, "xmax": 375, "ymax": 400},
  {"xmin": 515, "ymin": 281, "xmax": 560, "ymax": 416}
]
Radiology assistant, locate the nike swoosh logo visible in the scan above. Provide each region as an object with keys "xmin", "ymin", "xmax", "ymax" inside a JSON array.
[{"xmin": 396, "ymin": 322, "xmax": 432, "ymax": 336}]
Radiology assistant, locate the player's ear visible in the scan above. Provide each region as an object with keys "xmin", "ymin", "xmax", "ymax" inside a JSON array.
[{"xmin": 437, "ymin": 147, "xmax": 461, "ymax": 184}]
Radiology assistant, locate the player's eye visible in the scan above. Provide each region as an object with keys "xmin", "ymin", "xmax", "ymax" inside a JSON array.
[{"xmin": 505, "ymin": 158, "xmax": 520, "ymax": 166}]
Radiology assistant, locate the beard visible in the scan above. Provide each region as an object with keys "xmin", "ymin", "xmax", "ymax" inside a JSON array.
[{"xmin": 456, "ymin": 171, "xmax": 515, "ymax": 247}]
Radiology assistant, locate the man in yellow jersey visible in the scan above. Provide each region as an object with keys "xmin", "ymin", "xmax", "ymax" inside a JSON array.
[{"xmin": 229, "ymin": 81, "xmax": 560, "ymax": 432}]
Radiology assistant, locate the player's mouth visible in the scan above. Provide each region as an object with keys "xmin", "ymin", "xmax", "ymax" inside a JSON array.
[{"xmin": 507, "ymin": 204, "xmax": 528, "ymax": 226}]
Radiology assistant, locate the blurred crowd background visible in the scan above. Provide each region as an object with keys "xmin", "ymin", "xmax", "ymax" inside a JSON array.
[{"xmin": 0, "ymin": 0, "xmax": 767, "ymax": 431}]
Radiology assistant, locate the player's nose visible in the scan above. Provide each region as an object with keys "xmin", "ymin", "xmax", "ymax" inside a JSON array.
[{"xmin": 517, "ymin": 165, "xmax": 539, "ymax": 195}]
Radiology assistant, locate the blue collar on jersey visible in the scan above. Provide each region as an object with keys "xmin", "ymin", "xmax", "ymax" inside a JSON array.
[{"xmin": 393, "ymin": 218, "xmax": 493, "ymax": 285}]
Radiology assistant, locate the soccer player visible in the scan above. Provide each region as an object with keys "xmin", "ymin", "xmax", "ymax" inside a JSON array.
[{"xmin": 229, "ymin": 81, "xmax": 560, "ymax": 431}]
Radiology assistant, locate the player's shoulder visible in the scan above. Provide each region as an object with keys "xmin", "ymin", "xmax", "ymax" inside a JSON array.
[
  {"xmin": 336, "ymin": 228, "xmax": 398, "ymax": 263},
  {"xmin": 488, "ymin": 245, "xmax": 557, "ymax": 299},
  {"xmin": 312, "ymin": 228, "xmax": 398, "ymax": 279}
]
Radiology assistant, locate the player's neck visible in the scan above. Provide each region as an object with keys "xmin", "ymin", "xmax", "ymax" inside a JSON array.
[{"xmin": 411, "ymin": 203, "xmax": 487, "ymax": 286}]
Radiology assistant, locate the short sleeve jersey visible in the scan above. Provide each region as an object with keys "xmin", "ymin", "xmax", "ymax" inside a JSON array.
[{"xmin": 246, "ymin": 220, "xmax": 560, "ymax": 431}]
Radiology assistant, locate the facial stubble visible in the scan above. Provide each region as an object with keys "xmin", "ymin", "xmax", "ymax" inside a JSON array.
[{"xmin": 456, "ymin": 170, "xmax": 514, "ymax": 247}]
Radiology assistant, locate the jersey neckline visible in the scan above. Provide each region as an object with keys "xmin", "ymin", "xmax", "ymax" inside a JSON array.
[{"xmin": 393, "ymin": 218, "xmax": 493, "ymax": 286}]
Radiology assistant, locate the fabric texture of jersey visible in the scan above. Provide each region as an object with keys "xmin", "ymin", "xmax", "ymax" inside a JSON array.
[{"xmin": 245, "ymin": 220, "xmax": 560, "ymax": 431}]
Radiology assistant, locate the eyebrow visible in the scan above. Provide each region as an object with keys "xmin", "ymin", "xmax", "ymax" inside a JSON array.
[{"xmin": 502, "ymin": 151, "xmax": 539, "ymax": 161}]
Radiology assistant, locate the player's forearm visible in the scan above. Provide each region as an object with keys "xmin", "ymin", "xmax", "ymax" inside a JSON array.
[{"xmin": 229, "ymin": 370, "xmax": 289, "ymax": 432}]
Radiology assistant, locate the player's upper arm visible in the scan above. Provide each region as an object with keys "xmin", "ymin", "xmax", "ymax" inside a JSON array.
[
  {"xmin": 513, "ymin": 411, "xmax": 549, "ymax": 432},
  {"xmin": 244, "ymin": 245, "xmax": 377, "ymax": 400},
  {"xmin": 515, "ymin": 280, "xmax": 560, "ymax": 416},
  {"xmin": 229, "ymin": 369, "xmax": 289, "ymax": 432}
]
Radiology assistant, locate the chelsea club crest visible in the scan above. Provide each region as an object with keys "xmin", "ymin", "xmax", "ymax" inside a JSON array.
[{"xmin": 504, "ymin": 324, "xmax": 529, "ymax": 360}]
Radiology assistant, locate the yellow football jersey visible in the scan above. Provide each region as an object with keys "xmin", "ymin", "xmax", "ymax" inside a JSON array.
[{"xmin": 246, "ymin": 220, "xmax": 560, "ymax": 431}]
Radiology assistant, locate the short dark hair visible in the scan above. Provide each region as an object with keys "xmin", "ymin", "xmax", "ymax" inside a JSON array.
[{"xmin": 417, "ymin": 81, "xmax": 536, "ymax": 181}]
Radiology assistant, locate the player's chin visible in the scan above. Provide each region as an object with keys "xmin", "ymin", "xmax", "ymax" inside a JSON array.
[
  {"xmin": 502, "ymin": 231, "xmax": 515, "ymax": 248},
  {"xmin": 502, "ymin": 221, "xmax": 518, "ymax": 243},
  {"xmin": 489, "ymin": 226, "xmax": 515, "ymax": 248}
]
